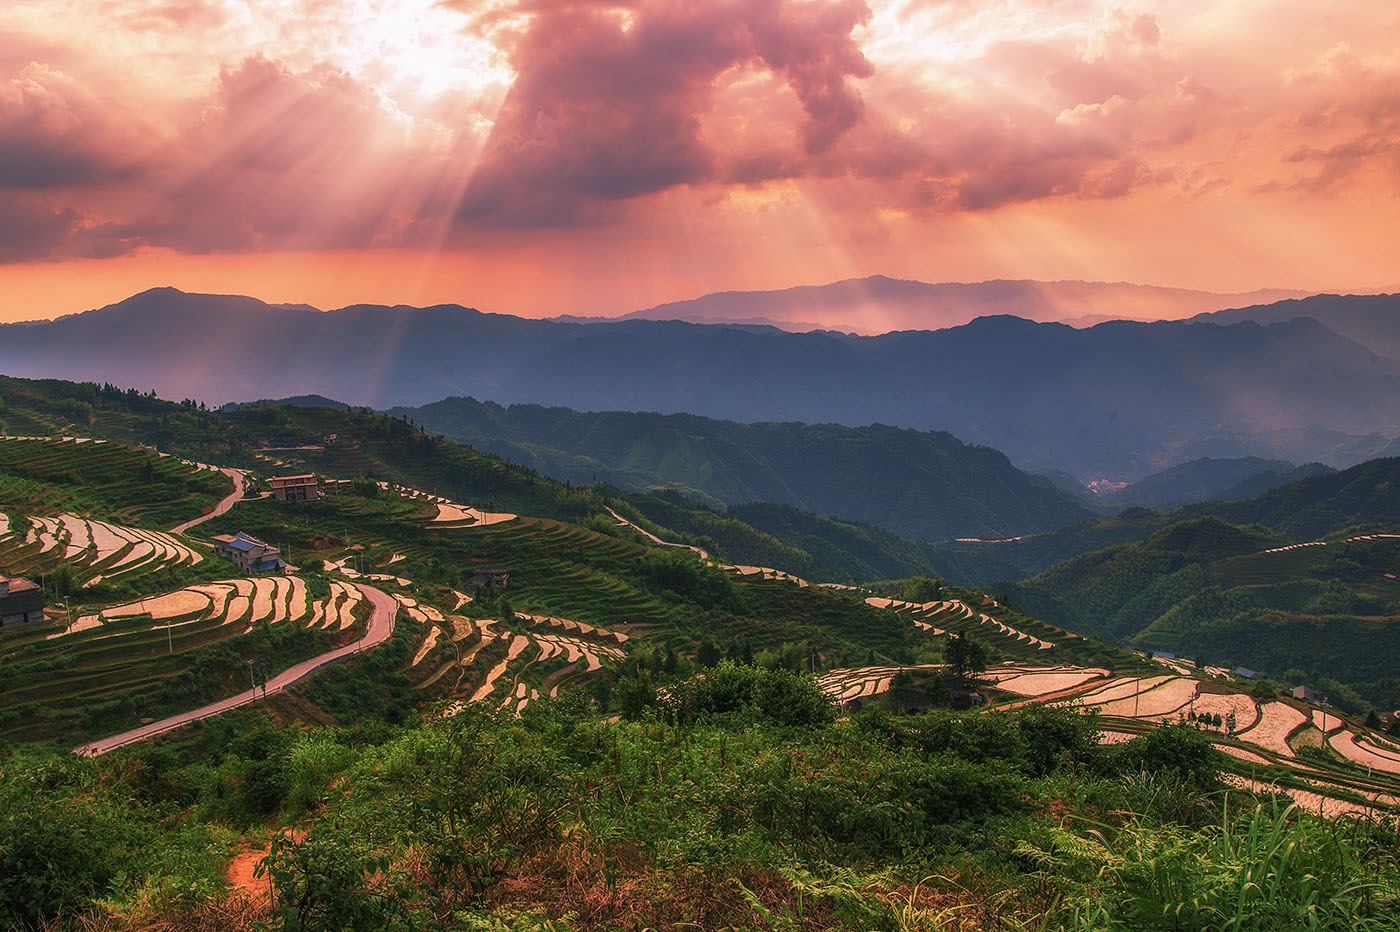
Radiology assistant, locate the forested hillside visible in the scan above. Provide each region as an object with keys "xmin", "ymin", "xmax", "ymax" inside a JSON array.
[
  {"xmin": 1015, "ymin": 517, "xmax": 1400, "ymax": 711},
  {"xmin": 390, "ymin": 396, "xmax": 1093, "ymax": 540},
  {"xmin": 949, "ymin": 457, "xmax": 1400, "ymax": 576}
]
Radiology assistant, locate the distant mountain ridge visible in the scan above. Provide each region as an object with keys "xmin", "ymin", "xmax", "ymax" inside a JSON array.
[
  {"xmin": 1090, "ymin": 456, "xmax": 1336, "ymax": 512},
  {"xmin": 1195, "ymin": 293, "xmax": 1400, "ymax": 363},
  {"xmin": 623, "ymin": 275, "xmax": 1310, "ymax": 333},
  {"xmin": 3, "ymin": 287, "xmax": 1400, "ymax": 479}
]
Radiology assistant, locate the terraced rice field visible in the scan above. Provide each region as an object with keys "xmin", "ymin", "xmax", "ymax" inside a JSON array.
[
  {"xmin": 816, "ymin": 665, "xmax": 934, "ymax": 702},
  {"xmin": 0, "ymin": 436, "xmax": 229, "ymax": 528},
  {"xmin": 864, "ymin": 595, "xmax": 1058, "ymax": 655},
  {"xmin": 372, "ymin": 481, "xmax": 517, "ymax": 527},
  {"xmin": 52, "ymin": 577, "xmax": 362, "ymax": 640},
  {"xmin": 1329, "ymin": 731, "xmax": 1400, "ymax": 774},
  {"xmin": 0, "ymin": 511, "xmax": 203, "ymax": 585},
  {"xmin": 1234, "ymin": 701, "xmax": 1309, "ymax": 757},
  {"xmin": 413, "ymin": 605, "xmax": 629, "ymax": 708},
  {"xmin": 0, "ymin": 573, "xmax": 368, "ymax": 741},
  {"xmin": 984, "ymin": 666, "xmax": 1108, "ymax": 697},
  {"xmin": 1192, "ymin": 691, "xmax": 1260, "ymax": 731}
]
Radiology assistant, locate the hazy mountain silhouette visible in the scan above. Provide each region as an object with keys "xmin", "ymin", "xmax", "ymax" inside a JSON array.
[
  {"xmin": 1091, "ymin": 457, "xmax": 1335, "ymax": 512},
  {"xmin": 1194, "ymin": 292, "xmax": 1400, "ymax": 361},
  {"xmin": 3, "ymin": 287, "xmax": 1399, "ymax": 478},
  {"xmin": 622, "ymin": 275, "xmax": 1309, "ymax": 333}
]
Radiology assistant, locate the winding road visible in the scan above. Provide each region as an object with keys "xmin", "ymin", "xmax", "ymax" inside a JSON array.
[
  {"xmin": 73, "ymin": 583, "xmax": 397, "ymax": 757},
  {"xmin": 606, "ymin": 506, "xmax": 710, "ymax": 560},
  {"xmin": 170, "ymin": 467, "xmax": 248, "ymax": 536}
]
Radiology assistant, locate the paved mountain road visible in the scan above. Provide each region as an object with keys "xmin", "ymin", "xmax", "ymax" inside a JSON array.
[
  {"xmin": 170, "ymin": 467, "xmax": 248, "ymax": 535},
  {"xmin": 73, "ymin": 583, "xmax": 398, "ymax": 757}
]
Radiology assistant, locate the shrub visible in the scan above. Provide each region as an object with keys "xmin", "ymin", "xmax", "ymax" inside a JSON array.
[
  {"xmin": 1106, "ymin": 724, "xmax": 1225, "ymax": 789},
  {"xmin": 660, "ymin": 662, "xmax": 836, "ymax": 727}
]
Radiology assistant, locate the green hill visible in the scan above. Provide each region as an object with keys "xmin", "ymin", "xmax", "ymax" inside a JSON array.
[
  {"xmin": 0, "ymin": 373, "xmax": 1086, "ymax": 744},
  {"xmin": 949, "ymin": 457, "xmax": 1400, "ymax": 576},
  {"xmin": 1018, "ymin": 516, "xmax": 1400, "ymax": 711},
  {"xmin": 387, "ymin": 396, "xmax": 1094, "ymax": 540}
]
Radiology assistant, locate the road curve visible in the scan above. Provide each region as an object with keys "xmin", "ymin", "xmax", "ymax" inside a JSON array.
[
  {"xmin": 171, "ymin": 467, "xmax": 248, "ymax": 536},
  {"xmin": 73, "ymin": 583, "xmax": 398, "ymax": 757},
  {"xmin": 606, "ymin": 506, "xmax": 710, "ymax": 560}
]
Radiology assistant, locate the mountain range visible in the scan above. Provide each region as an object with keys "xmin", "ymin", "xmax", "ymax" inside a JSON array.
[
  {"xmin": 619, "ymin": 275, "xmax": 1309, "ymax": 333},
  {"xmin": 3, "ymin": 286, "xmax": 1399, "ymax": 479}
]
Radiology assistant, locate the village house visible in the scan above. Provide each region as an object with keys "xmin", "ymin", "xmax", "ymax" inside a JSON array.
[
  {"xmin": 466, "ymin": 567, "xmax": 509, "ymax": 590},
  {"xmin": 270, "ymin": 474, "xmax": 321, "ymax": 503},
  {"xmin": 212, "ymin": 532, "xmax": 285, "ymax": 574},
  {"xmin": 1233, "ymin": 667, "xmax": 1266, "ymax": 681},
  {"xmin": 0, "ymin": 574, "xmax": 45, "ymax": 626},
  {"xmin": 1292, "ymin": 685, "xmax": 1324, "ymax": 704}
]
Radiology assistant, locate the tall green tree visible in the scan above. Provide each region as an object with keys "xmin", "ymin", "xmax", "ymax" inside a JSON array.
[{"xmin": 946, "ymin": 633, "xmax": 987, "ymax": 683}]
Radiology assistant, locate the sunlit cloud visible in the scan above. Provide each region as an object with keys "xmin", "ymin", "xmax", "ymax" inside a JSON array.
[{"xmin": 0, "ymin": 0, "xmax": 1396, "ymax": 320}]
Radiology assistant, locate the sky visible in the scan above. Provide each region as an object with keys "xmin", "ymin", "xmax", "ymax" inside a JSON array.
[{"xmin": 0, "ymin": 0, "xmax": 1397, "ymax": 322}]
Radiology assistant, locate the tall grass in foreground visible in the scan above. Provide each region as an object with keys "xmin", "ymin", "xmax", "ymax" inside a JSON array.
[{"xmin": 1024, "ymin": 795, "xmax": 1399, "ymax": 931}]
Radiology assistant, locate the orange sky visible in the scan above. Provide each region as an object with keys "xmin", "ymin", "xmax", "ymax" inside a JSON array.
[{"xmin": 1, "ymin": 1, "xmax": 1397, "ymax": 322}]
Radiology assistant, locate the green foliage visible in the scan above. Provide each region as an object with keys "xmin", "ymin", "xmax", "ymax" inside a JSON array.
[
  {"xmin": 946, "ymin": 632, "xmax": 988, "ymax": 682},
  {"xmin": 659, "ymin": 662, "xmax": 836, "ymax": 727},
  {"xmin": 1104, "ymin": 724, "xmax": 1226, "ymax": 790},
  {"xmin": 1057, "ymin": 800, "xmax": 1395, "ymax": 931},
  {"xmin": 924, "ymin": 674, "xmax": 953, "ymax": 709},
  {"xmin": 900, "ymin": 574, "xmax": 943, "ymax": 603},
  {"xmin": 636, "ymin": 547, "xmax": 741, "ymax": 612},
  {"xmin": 1249, "ymin": 679, "xmax": 1277, "ymax": 701}
]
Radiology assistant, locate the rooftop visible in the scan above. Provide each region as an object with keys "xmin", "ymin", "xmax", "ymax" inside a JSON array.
[
  {"xmin": 0, "ymin": 574, "xmax": 39, "ymax": 593},
  {"xmin": 213, "ymin": 532, "xmax": 272, "ymax": 552}
]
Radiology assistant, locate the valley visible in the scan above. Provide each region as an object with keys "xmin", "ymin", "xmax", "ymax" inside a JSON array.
[{"xmin": 4, "ymin": 378, "xmax": 1398, "ymax": 811}]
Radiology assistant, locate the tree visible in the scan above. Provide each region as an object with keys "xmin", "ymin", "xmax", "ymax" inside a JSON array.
[
  {"xmin": 946, "ymin": 633, "xmax": 987, "ymax": 683},
  {"xmin": 696, "ymin": 638, "xmax": 720, "ymax": 667},
  {"xmin": 50, "ymin": 563, "xmax": 74, "ymax": 597},
  {"xmin": 925, "ymin": 675, "xmax": 953, "ymax": 709},
  {"xmin": 616, "ymin": 673, "xmax": 655, "ymax": 721},
  {"xmin": 884, "ymin": 671, "xmax": 922, "ymax": 713},
  {"xmin": 591, "ymin": 677, "xmax": 613, "ymax": 710},
  {"xmin": 900, "ymin": 575, "xmax": 943, "ymax": 604},
  {"xmin": 1248, "ymin": 679, "xmax": 1276, "ymax": 702}
]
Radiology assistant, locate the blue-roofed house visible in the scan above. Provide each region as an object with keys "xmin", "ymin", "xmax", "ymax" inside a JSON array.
[
  {"xmin": 212, "ymin": 532, "xmax": 284, "ymax": 574},
  {"xmin": 1233, "ymin": 667, "xmax": 1265, "ymax": 681}
]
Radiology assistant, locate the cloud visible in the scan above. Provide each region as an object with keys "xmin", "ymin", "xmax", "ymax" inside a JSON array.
[
  {"xmin": 0, "ymin": 0, "xmax": 1397, "ymax": 267},
  {"xmin": 112, "ymin": 56, "xmax": 448, "ymax": 253},
  {"xmin": 455, "ymin": 0, "xmax": 874, "ymax": 225},
  {"xmin": 0, "ymin": 62, "xmax": 164, "ymax": 189},
  {"xmin": 1279, "ymin": 44, "xmax": 1400, "ymax": 192}
]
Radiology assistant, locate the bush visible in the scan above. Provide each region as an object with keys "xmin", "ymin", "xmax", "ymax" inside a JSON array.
[
  {"xmin": 1106, "ymin": 724, "xmax": 1225, "ymax": 789},
  {"xmin": 660, "ymin": 662, "xmax": 836, "ymax": 727},
  {"xmin": 0, "ymin": 762, "xmax": 153, "ymax": 930}
]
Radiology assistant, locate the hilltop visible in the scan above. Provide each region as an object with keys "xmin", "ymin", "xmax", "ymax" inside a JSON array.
[{"xmin": 948, "ymin": 456, "xmax": 1400, "ymax": 576}]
